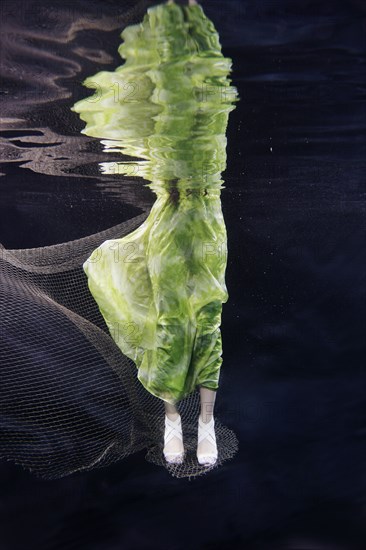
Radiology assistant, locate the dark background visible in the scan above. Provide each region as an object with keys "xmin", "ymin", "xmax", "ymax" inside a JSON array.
[{"xmin": 0, "ymin": 0, "xmax": 365, "ymax": 548}]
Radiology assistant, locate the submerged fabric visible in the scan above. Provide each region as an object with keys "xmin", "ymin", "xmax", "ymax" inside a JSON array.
[
  {"xmin": 73, "ymin": 2, "xmax": 238, "ymax": 405},
  {"xmin": 83, "ymin": 189, "xmax": 228, "ymax": 404}
]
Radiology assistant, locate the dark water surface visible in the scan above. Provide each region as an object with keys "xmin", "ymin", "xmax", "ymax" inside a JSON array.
[{"xmin": 0, "ymin": 0, "xmax": 365, "ymax": 549}]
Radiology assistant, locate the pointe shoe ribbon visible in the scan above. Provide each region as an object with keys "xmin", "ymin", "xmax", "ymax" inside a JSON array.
[
  {"xmin": 197, "ymin": 415, "xmax": 218, "ymax": 465},
  {"xmin": 163, "ymin": 414, "xmax": 185, "ymax": 464}
]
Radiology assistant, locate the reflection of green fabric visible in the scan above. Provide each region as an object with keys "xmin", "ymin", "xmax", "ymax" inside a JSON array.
[{"xmin": 71, "ymin": 2, "xmax": 238, "ymax": 404}]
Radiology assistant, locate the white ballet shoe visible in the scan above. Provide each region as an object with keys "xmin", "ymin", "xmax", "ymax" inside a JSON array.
[
  {"xmin": 163, "ymin": 414, "xmax": 185, "ymax": 464},
  {"xmin": 197, "ymin": 414, "xmax": 218, "ymax": 466}
]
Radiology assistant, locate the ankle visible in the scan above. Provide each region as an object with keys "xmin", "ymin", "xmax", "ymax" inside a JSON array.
[
  {"xmin": 166, "ymin": 412, "xmax": 180, "ymax": 421},
  {"xmin": 199, "ymin": 412, "xmax": 213, "ymax": 424}
]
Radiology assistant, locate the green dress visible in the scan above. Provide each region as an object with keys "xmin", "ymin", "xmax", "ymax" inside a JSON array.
[{"xmin": 71, "ymin": 2, "xmax": 238, "ymax": 405}]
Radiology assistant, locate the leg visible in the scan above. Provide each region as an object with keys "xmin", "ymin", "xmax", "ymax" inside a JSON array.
[
  {"xmin": 197, "ymin": 386, "xmax": 218, "ymax": 465},
  {"xmin": 199, "ymin": 386, "xmax": 217, "ymax": 422},
  {"xmin": 164, "ymin": 401, "xmax": 180, "ymax": 420},
  {"xmin": 163, "ymin": 400, "xmax": 185, "ymax": 463}
]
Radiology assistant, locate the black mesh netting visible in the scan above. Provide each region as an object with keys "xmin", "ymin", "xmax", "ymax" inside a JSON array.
[{"xmin": 0, "ymin": 211, "xmax": 239, "ymax": 480}]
